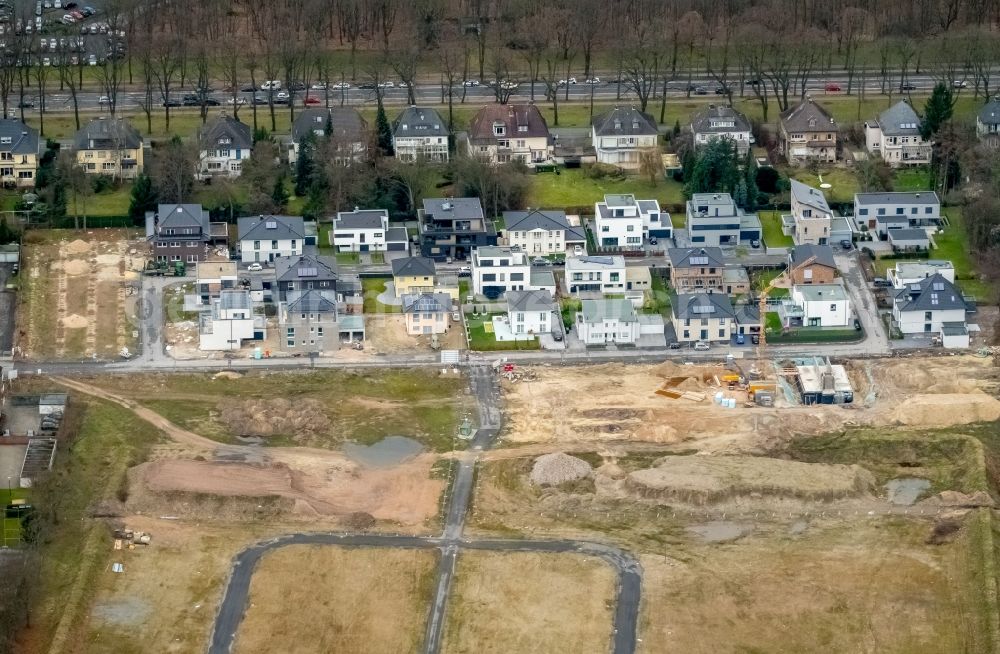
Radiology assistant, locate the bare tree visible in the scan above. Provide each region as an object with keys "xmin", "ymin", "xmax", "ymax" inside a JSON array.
[
  {"xmin": 487, "ymin": 49, "xmax": 519, "ymax": 105},
  {"xmin": 390, "ymin": 46, "xmax": 420, "ymax": 105},
  {"xmin": 55, "ymin": 45, "xmax": 82, "ymax": 130},
  {"xmin": 622, "ymin": 24, "xmax": 663, "ymax": 113},
  {"xmin": 439, "ymin": 33, "xmax": 464, "ymax": 131},
  {"xmin": 375, "ymin": 0, "xmax": 399, "ymax": 51},
  {"xmin": 540, "ymin": 48, "xmax": 562, "ymax": 126},
  {"xmin": 152, "ymin": 36, "xmax": 183, "ymax": 131}
]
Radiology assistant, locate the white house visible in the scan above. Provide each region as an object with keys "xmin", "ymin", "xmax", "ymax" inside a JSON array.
[
  {"xmin": 887, "ymin": 260, "xmax": 955, "ymax": 289},
  {"xmin": 590, "ymin": 106, "xmax": 658, "ymax": 171},
  {"xmin": 401, "ymin": 293, "xmax": 452, "ymax": 336},
  {"xmin": 892, "ymin": 274, "xmax": 969, "ymax": 348},
  {"xmin": 852, "ymin": 191, "xmax": 941, "ymax": 235},
  {"xmin": 594, "ymin": 194, "xmax": 670, "ymax": 248},
  {"xmin": 789, "ymin": 283, "xmax": 851, "ymax": 327},
  {"xmin": 686, "ymin": 193, "xmax": 762, "ymax": 247},
  {"xmin": 237, "ymin": 215, "xmax": 306, "ymax": 264},
  {"xmin": 506, "ymin": 290, "xmax": 556, "ymax": 336},
  {"xmin": 471, "ymin": 246, "xmax": 532, "ymax": 298},
  {"xmin": 199, "ymin": 290, "xmax": 259, "ymax": 351},
  {"xmin": 392, "ymin": 106, "xmax": 450, "ymax": 163},
  {"xmin": 563, "ymin": 255, "xmax": 627, "ymax": 295},
  {"xmin": 198, "ymin": 115, "xmax": 253, "ymax": 179},
  {"xmin": 575, "ymin": 298, "xmax": 641, "ymax": 345},
  {"xmin": 332, "ymin": 209, "xmax": 389, "ymax": 252},
  {"xmin": 690, "ymin": 105, "xmax": 753, "ymax": 156},
  {"xmin": 503, "ymin": 209, "xmax": 586, "ymax": 255},
  {"xmin": 864, "ymin": 101, "xmax": 932, "ymax": 167}
]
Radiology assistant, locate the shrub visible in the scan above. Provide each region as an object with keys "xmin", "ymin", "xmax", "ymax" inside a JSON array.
[
  {"xmin": 582, "ymin": 162, "xmax": 625, "ymax": 180},
  {"xmin": 91, "ymin": 174, "xmax": 114, "ymax": 193}
]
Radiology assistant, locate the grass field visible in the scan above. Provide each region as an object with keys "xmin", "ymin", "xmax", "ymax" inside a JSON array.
[
  {"xmin": 529, "ymin": 167, "xmax": 685, "ymax": 209},
  {"xmin": 237, "ymin": 545, "xmax": 437, "ymax": 654},
  {"xmin": 785, "ymin": 167, "xmax": 860, "ymax": 204},
  {"xmin": 68, "ymin": 187, "xmax": 131, "ymax": 217},
  {"xmin": 362, "ymin": 277, "xmax": 401, "ymax": 313},
  {"xmin": 465, "ymin": 313, "xmax": 541, "ymax": 351},
  {"xmin": 1, "ymin": 488, "xmax": 29, "ymax": 546},
  {"xmin": 758, "ymin": 210, "xmax": 793, "ymax": 248}
]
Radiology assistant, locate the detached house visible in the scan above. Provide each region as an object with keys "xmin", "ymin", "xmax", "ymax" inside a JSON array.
[
  {"xmin": 976, "ymin": 98, "xmax": 1000, "ymax": 146},
  {"xmin": 392, "ymin": 256, "xmax": 436, "ymax": 296},
  {"xmin": 892, "ymin": 273, "xmax": 969, "ymax": 348},
  {"xmin": 506, "ymin": 290, "xmax": 557, "ymax": 336},
  {"xmin": 787, "ymin": 179, "xmax": 833, "ymax": 246},
  {"xmin": 238, "ymin": 215, "xmax": 306, "ymax": 264},
  {"xmin": 0, "ymin": 120, "xmax": 38, "ymax": 188},
  {"xmin": 467, "ymin": 104, "xmax": 551, "ymax": 166},
  {"xmin": 419, "ymin": 197, "xmax": 497, "ymax": 261},
  {"xmin": 471, "ymin": 246, "xmax": 555, "ymax": 299},
  {"xmin": 864, "ymin": 101, "xmax": 931, "ymax": 167},
  {"xmin": 779, "ymin": 99, "xmax": 838, "ymax": 166},
  {"xmin": 852, "ymin": 191, "xmax": 941, "ymax": 236},
  {"xmin": 332, "ymin": 208, "xmax": 408, "ymax": 253},
  {"xmin": 671, "ymin": 293, "xmax": 736, "ymax": 344},
  {"xmin": 788, "ymin": 284, "xmax": 851, "ymax": 327},
  {"xmin": 401, "ymin": 293, "xmax": 453, "ymax": 336},
  {"xmin": 667, "ymin": 247, "xmax": 725, "ymax": 293},
  {"xmin": 198, "ymin": 115, "xmax": 252, "ymax": 179},
  {"xmin": 594, "ymin": 194, "xmax": 670, "ymax": 248},
  {"xmin": 145, "ymin": 203, "xmax": 214, "ymax": 263},
  {"xmin": 74, "ymin": 117, "xmax": 143, "ymax": 179},
  {"xmin": 199, "ymin": 290, "xmax": 262, "ymax": 351},
  {"xmin": 787, "ymin": 244, "xmax": 837, "ymax": 285},
  {"xmin": 590, "ymin": 106, "xmax": 658, "ymax": 171},
  {"xmin": 685, "ymin": 193, "xmax": 761, "ymax": 247},
  {"xmin": 503, "ymin": 209, "xmax": 585, "ymax": 255},
  {"xmin": 576, "ymin": 298, "xmax": 641, "ymax": 345},
  {"xmin": 690, "ymin": 105, "xmax": 752, "ymax": 156},
  {"xmin": 273, "ymin": 254, "xmax": 339, "ymax": 302},
  {"xmin": 392, "ymin": 106, "xmax": 449, "ymax": 163},
  {"xmin": 289, "ymin": 107, "xmax": 367, "ymax": 165},
  {"xmin": 563, "ymin": 255, "xmax": 627, "ymax": 295}
]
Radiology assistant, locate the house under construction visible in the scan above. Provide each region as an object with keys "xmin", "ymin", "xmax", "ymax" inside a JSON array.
[{"xmin": 795, "ymin": 358, "xmax": 854, "ymax": 405}]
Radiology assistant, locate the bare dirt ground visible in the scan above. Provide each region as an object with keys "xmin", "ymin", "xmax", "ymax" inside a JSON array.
[
  {"xmin": 236, "ymin": 545, "xmax": 437, "ymax": 654},
  {"xmin": 441, "ymin": 551, "xmax": 616, "ymax": 654},
  {"xmin": 16, "ymin": 230, "xmax": 143, "ymax": 359},
  {"xmin": 366, "ymin": 314, "xmax": 466, "ymax": 354}
]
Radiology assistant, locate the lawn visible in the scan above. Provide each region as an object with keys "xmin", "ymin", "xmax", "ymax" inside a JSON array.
[
  {"xmin": 336, "ymin": 251, "xmax": 360, "ymax": 265},
  {"xmin": 893, "ymin": 166, "xmax": 932, "ymax": 191},
  {"xmin": 784, "ymin": 167, "xmax": 860, "ymax": 205},
  {"xmin": 752, "ymin": 269, "xmax": 790, "ymax": 298},
  {"xmin": 69, "ymin": 186, "xmax": 131, "ymax": 217},
  {"xmin": 642, "ymin": 274, "xmax": 672, "ymax": 316},
  {"xmin": 938, "ymin": 207, "xmax": 989, "ymax": 299},
  {"xmin": 466, "ymin": 313, "xmax": 540, "ymax": 351},
  {"xmin": 764, "ymin": 311, "xmax": 860, "ymax": 343},
  {"xmin": 559, "ymin": 297, "xmax": 582, "ymax": 330},
  {"xmin": 758, "ymin": 211, "xmax": 793, "ymax": 248},
  {"xmin": 529, "ymin": 168, "xmax": 686, "ymax": 210},
  {"xmin": 318, "ymin": 223, "xmax": 333, "ymax": 250},
  {"xmin": 1, "ymin": 487, "xmax": 30, "ymax": 547},
  {"xmin": 362, "ymin": 277, "xmax": 400, "ymax": 313}
]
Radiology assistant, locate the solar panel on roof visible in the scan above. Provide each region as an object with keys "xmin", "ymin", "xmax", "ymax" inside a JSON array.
[
  {"xmin": 691, "ymin": 305, "xmax": 715, "ymax": 314},
  {"xmin": 932, "ymin": 283, "xmax": 944, "ymax": 290},
  {"xmin": 690, "ymin": 256, "xmax": 709, "ymax": 265},
  {"xmin": 298, "ymin": 267, "xmax": 318, "ymax": 277},
  {"xmin": 265, "ymin": 221, "xmax": 277, "ymax": 229}
]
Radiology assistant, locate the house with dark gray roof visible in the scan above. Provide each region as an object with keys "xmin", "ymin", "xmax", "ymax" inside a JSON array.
[
  {"xmin": 145, "ymin": 204, "xmax": 214, "ymax": 263},
  {"xmin": 887, "ymin": 227, "xmax": 930, "ymax": 252},
  {"xmin": 74, "ymin": 117, "xmax": 143, "ymax": 179},
  {"xmin": 238, "ymin": 215, "xmax": 307, "ymax": 264},
  {"xmin": 392, "ymin": 107, "xmax": 449, "ymax": 163},
  {"xmin": 198, "ymin": 115, "xmax": 253, "ymax": 179},
  {"xmin": 401, "ymin": 292, "xmax": 453, "ymax": 335},
  {"xmin": 667, "ymin": 247, "xmax": 725, "ymax": 293},
  {"xmin": 278, "ymin": 288, "xmax": 364, "ymax": 352},
  {"xmin": 331, "ymin": 208, "xmax": 407, "ymax": 253},
  {"xmin": 506, "ymin": 289, "xmax": 557, "ymax": 337},
  {"xmin": 892, "ymin": 273, "xmax": 969, "ymax": 347},
  {"xmin": 977, "ymin": 98, "xmax": 1000, "ymax": 144},
  {"xmin": 778, "ymin": 99, "xmax": 838, "ymax": 166},
  {"xmin": 671, "ymin": 293, "xmax": 737, "ymax": 343},
  {"xmin": 576, "ymin": 298, "xmax": 641, "ymax": 345},
  {"xmin": 503, "ymin": 209, "xmax": 585, "ymax": 254},
  {"xmin": 272, "ymin": 254, "xmax": 339, "ymax": 302},
  {"xmin": 788, "ymin": 244, "xmax": 837, "ymax": 285},
  {"xmin": 590, "ymin": 106, "xmax": 658, "ymax": 171},
  {"xmin": 289, "ymin": 107, "xmax": 367, "ymax": 165},
  {"xmin": 419, "ymin": 197, "xmax": 497, "ymax": 261},
  {"xmin": 865, "ymin": 100, "xmax": 931, "ymax": 166},
  {"xmin": 690, "ymin": 105, "xmax": 752, "ymax": 156},
  {"xmin": 852, "ymin": 191, "xmax": 941, "ymax": 235},
  {"xmin": 788, "ymin": 179, "xmax": 833, "ymax": 246},
  {"xmin": 0, "ymin": 120, "xmax": 38, "ymax": 188},
  {"xmin": 467, "ymin": 104, "xmax": 551, "ymax": 166}
]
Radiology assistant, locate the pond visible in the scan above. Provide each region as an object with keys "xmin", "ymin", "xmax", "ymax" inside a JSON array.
[{"xmin": 343, "ymin": 436, "xmax": 424, "ymax": 468}]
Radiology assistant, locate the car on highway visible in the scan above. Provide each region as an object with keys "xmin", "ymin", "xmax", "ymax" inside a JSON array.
[
  {"xmin": 693, "ymin": 86, "xmax": 708, "ymax": 95},
  {"xmin": 745, "ymin": 78, "xmax": 760, "ymax": 85},
  {"xmin": 357, "ymin": 82, "xmax": 376, "ymax": 89},
  {"xmin": 330, "ymin": 81, "xmax": 350, "ymax": 90},
  {"xmin": 310, "ymin": 82, "xmax": 326, "ymax": 90},
  {"xmin": 162, "ymin": 98, "xmax": 181, "ymax": 107},
  {"xmin": 240, "ymin": 84, "xmax": 256, "ymax": 92},
  {"xmin": 288, "ymin": 81, "xmax": 306, "ymax": 91},
  {"xmin": 17, "ymin": 99, "xmax": 34, "ymax": 108},
  {"xmin": 377, "ymin": 80, "xmax": 394, "ymax": 88},
  {"xmin": 462, "ymin": 79, "xmax": 479, "ymax": 87},
  {"xmin": 227, "ymin": 96, "xmax": 247, "ymax": 105},
  {"xmin": 247, "ymin": 263, "xmax": 263, "ymax": 272},
  {"xmin": 303, "ymin": 95, "xmax": 320, "ymax": 105},
  {"xmin": 714, "ymin": 85, "xmax": 729, "ymax": 94},
  {"xmin": 585, "ymin": 77, "xmax": 601, "ymax": 84},
  {"xmin": 260, "ymin": 80, "xmax": 281, "ymax": 90},
  {"xmin": 824, "ymin": 82, "xmax": 842, "ymax": 91},
  {"xmin": 97, "ymin": 94, "xmax": 109, "ymax": 104},
  {"xmin": 952, "ymin": 79, "xmax": 968, "ymax": 88},
  {"xmin": 901, "ymin": 82, "xmax": 917, "ymax": 90},
  {"xmin": 558, "ymin": 77, "xmax": 577, "ymax": 86}
]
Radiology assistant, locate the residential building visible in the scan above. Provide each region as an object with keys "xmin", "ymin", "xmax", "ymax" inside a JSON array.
[
  {"xmin": 864, "ymin": 101, "xmax": 931, "ymax": 166},
  {"xmin": 467, "ymin": 104, "xmax": 551, "ymax": 166},
  {"xmin": 685, "ymin": 193, "xmax": 761, "ymax": 247},
  {"xmin": 0, "ymin": 120, "xmax": 38, "ymax": 188},
  {"xmin": 888, "ymin": 228, "xmax": 930, "ymax": 252},
  {"xmin": 506, "ymin": 290, "xmax": 556, "ymax": 336},
  {"xmin": 273, "ymin": 254, "xmax": 339, "ymax": 302},
  {"xmin": 279, "ymin": 290, "xmax": 365, "ymax": 352},
  {"xmin": 145, "ymin": 203, "xmax": 215, "ymax": 263},
  {"xmin": 977, "ymin": 98, "xmax": 1000, "ymax": 146},
  {"xmin": 671, "ymin": 293, "xmax": 736, "ymax": 343},
  {"xmin": 73, "ymin": 117, "xmax": 143, "ymax": 179},
  {"xmin": 888, "ymin": 260, "xmax": 955, "ymax": 289},
  {"xmin": 779, "ymin": 99, "xmax": 838, "ymax": 166},
  {"xmin": 666, "ymin": 247, "xmax": 725, "ymax": 293},
  {"xmin": 238, "ymin": 215, "xmax": 306, "ymax": 264},
  {"xmin": 723, "ymin": 267, "xmax": 750, "ymax": 295},
  {"xmin": 575, "ymin": 298, "xmax": 641, "ymax": 345},
  {"xmin": 787, "ymin": 244, "xmax": 837, "ymax": 285},
  {"xmin": 199, "ymin": 290, "xmax": 260, "ymax": 351},
  {"xmin": 788, "ymin": 179, "xmax": 833, "ymax": 246},
  {"xmin": 392, "ymin": 256, "xmax": 437, "ymax": 296},
  {"xmin": 401, "ymin": 293, "xmax": 452, "ymax": 335},
  {"xmin": 788, "ymin": 283, "xmax": 851, "ymax": 327},
  {"xmin": 590, "ymin": 106, "xmax": 658, "ymax": 171},
  {"xmin": 332, "ymin": 209, "xmax": 389, "ymax": 252},
  {"xmin": 289, "ymin": 107, "xmax": 367, "ymax": 165},
  {"xmin": 471, "ymin": 246, "xmax": 532, "ymax": 298},
  {"xmin": 419, "ymin": 197, "xmax": 497, "ymax": 261},
  {"xmin": 690, "ymin": 105, "xmax": 752, "ymax": 156},
  {"xmin": 852, "ymin": 191, "xmax": 941, "ymax": 236},
  {"xmin": 594, "ymin": 194, "xmax": 670, "ymax": 248},
  {"xmin": 392, "ymin": 106, "xmax": 449, "ymax": 163},
  {"xmin": 563, "ymin": 255, "xmax": 627, "ymax": 295},
  {"xmin": 892, "ymin": 273, "xmax": 969, "ymax": 347},
  {"xmin": 195, "ymin": 261, "xmax": 238, "ymax": 307},
  {"xmin": 198, "ymin": 115, "xmax": 252, "ymax": 179},
  {"xmin": 503, "ymin": 209, "xmax": 586, "ymax": 255}
]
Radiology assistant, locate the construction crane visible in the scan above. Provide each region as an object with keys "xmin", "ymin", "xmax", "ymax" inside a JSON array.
[{"xmin": 754, "ymin": 263, "xmax": 791, "ymax": 374}]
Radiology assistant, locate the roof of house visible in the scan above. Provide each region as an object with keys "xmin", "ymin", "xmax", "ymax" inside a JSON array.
[
  {"xmin": 790, "ymin": 179, "xmax": 831, "ymax": 214},
  {"xmin": 507, "ymin": 289, "xmax": 556, "ymax": 312},
  {"xmin": 855, "ymin": 191, "xmax": 940, "ymax": 206},
  {"xmin": 73, "ymin": 117, "xmax": 142, "ymax": 150},
  {"xmin": 469, "ymin": 104, "xmax": 549, "ymax": 142},
  {"xmin": 789, "ymin": 244, "xmax": 836, "ymax": 269},
  {"xmin": 199, "ymin": 115, "xmax": 253, "ymax": 150},
  {"xmin": 147, "ymin": 204, "xmax": 209, "ymax": 239},
  {"xmin": 504, "ymin": 209, "xmax": 570, "ymax": 233},
  {"xmin": 580, "ymin": 298, "xmax": 637, "ymax": 323},
  {"xmin": 780, "ymin": 98, "xmax": 837, "ymax": 132},
  {"xmin": 530, "ymin": 269, "xmax": 555, "ymax": 288},
  {"xmin": 978, "ymin": 98, "xmax": 1000, "ymax": 126},
  {"xmin": 565, "ymin": 255, "xmax": 625, "ymax": 270},
  {"xmin": 292, "ymin": 107, "xmax": 367, "ymax": 143},
  {"xmin": 690, "ymin": 105, "xmax": 751, "ymax": 134},
  {"xmin": 888, "ymin": 228, "xmax": 930, "ymax": 242},
  {"xmin": 401, "ymin": 292, "xmax": 452, "ymax": 313},
  {"xmin": 237, "ymin": 215, "xmax": 307, "ymax": 241},
  {"xmin": 392, "ymin": 255, "xmax": 436, "ymax": 278},
  {"xmin": 667, "ymin": 247, "xmax": 725, "ymax": 269},
  {"xmin": 893, "ymin": 260, "xmax": 954, "ymax": 278},
  {"xmin": 393, "ymin": 106, "xmax": 449, "ymax": 138},
  {"xmin": 591, "ymin": 106, "xmax": 658, "ymax": 137},
  {"xmin": 894, "ymin": 273, "xmax": 966, "ymax": 312},
  {"xmin": 274, "ymin": 254, "xmax": 338, "ymax": 282},
  {"xmin": 286, "ymin": 289, "xmax": 338, "ymax": 313},
  {"xmin": 672, "ymin": 293, "xmax": 735, "ymax": 320},
  {"xmin": 422, "ymin": 197, "xmax": 484, "ymax": 220},
  {"xmin": 386, "ymin": 227, "xmax": 408, "ymax": 243},
  {"xmin": 871, "ymin": 101, "xmax": 922, "ymax": 137},
  {"xmin": 735, "ymin": 303, "xmax": 760, "ymax": 325},
  {"xmin": 794, "ymin": 283, "xmax": 847, "ymax": 302},
  {"xmin": 722, "ymin": 266, "xmax": 749, "ymax": 283},
  {"xmin": 218, "ymin": 289, "xmax": 251, "ymax": 310},
  {"xmin": 0, "ymin": 119, "xmax": 38, "ymax": 155},
  {"xmin": 334, "ymin": 209, "xmax": 387, "ymax": 230}
]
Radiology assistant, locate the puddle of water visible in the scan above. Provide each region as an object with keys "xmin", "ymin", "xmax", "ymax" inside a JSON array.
[
  {"xmin": 343, "ymin": 436, "xmax": 424, "ymax": 468},
  {"xmin": 885, "ymin": 478, "xmax": 931, "ymax": 506},
  {"xmin": 788, "ymin": 520, "xmax": 809, "ymax": 535},
  {"xmin": 92, "ymin": 598, "xmax": 151, "ymax": 626},
  {"xmin": 686, "ymin": 521, "xmax": 750, "ymax": 543}
]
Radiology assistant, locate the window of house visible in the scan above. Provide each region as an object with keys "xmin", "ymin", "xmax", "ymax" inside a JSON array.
[
  {"xmin": 911, "ymin": 207, "xmax": 918, "ymax": 214},
  {"xmin": 925, "ymin": 207, "xmax": 933, "ymax": 214},
  {"xmin": 254, "ymin": 240, "xmax": 260, "ymax": 250},
  {"xmin": 218, "ymin": 149, "xmax": 230, "ymax": 158},
  {"xmin": 859, "ymin": 208, "xmax": 868, "ymax": 216},
  {"xmin": 877, "ymin": 208, "xmax": 885, "ymax": 215},
  {"xmin": 924, "ymin": 311, "xmax": 932, "ymax": 320},
  {"xmin": 830, "ymin": 304, "xmax": 836, "ymax": 311},
  {"xmin": 896, "ymin": 208, "xmax": 904, "ymax": 214},
  {"xmin": 271, "ymin": 240, "xmax": 278, "ymax": 249}
]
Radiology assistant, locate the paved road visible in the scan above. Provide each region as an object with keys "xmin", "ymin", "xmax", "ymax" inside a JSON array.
[{"xmin": 835, "ymin": 250, "xmax": 889, "ymax": 357}]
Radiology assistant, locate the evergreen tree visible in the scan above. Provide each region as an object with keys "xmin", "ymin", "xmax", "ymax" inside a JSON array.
[
  {"xmin": 128, "ymin": 173, "xmax": 158, "ymax": 222},
  {"xmin": 294, "ymin": 132, "xmax": 316, "ymax": 197},
  {"xmin": 0, "ymin": 216, "xmax": 17, "ymax": 244},
  {"xmin": 743, "ymin": 149, "xmax": 759, "ymax": 211},
  {"xmin": 376, "ymin": 101, "xmax": 394, "ymax": 157},
  {"xmin": 672, "ymin": 119, "xmax": 681, "ymax": 137},
  {"xmin": 734, "ymin": 178, "xmax": 748, "ymax": 208},
  {"xmin": 271, "ymin": 174, "xmax": 290, "ymax": 210},
  {"xmin": 252, "ymin": 127, "xmax": 271, "ymax": 144},
  {"xmin": 921, "ymin": 84, "xmax": 954, "ymax": 140},
  {"xmin": 684, "ymin": 138, "xmax": 740, "ymax": 197}
]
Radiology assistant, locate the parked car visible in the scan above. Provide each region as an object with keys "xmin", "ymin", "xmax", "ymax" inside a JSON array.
[
  {"xmin": 247, "ymin": 263, "xmax": 263, "ymax": 272},
  {"xmin": 552, "ymin": 329, "xmax": 563, "ymax": 342},
  {"xmin": 840, "ymin": 239, "xmax": 852, "ymax": 250},
  {"xmin": 531, "ymin": 257, "xmax": 550, "ymax": 266},
  {"xmin": 872, "ymin": 277, "xmax": 893, "ymax": 288},
  {"xmin": 288, "ymin": 81, "xmax": 306, "ymax": 91},
  {"xmin": 694, "ymin": 341, "xmax": 710, "ymax": 351},
  {"xmin": 736, "ymin": 333, "xmax": 745, "ymax": 345},
  {"xmin": 824, "ymin": 82, "xmax": 842, "ymax": 92},
  {"xmin": 240, "ymin": 84, "xmax": 256, "ymax": 92},
  {"xmin": 81, "ymin": 5, "xmax": 94, "ymax": 16},
  {"xmin": 668, "ymin": 342, "xmax": 681, "ymax": 350},
  {"xmin": 750, "ymin": 239, "xmax": 760, "ymax": 248},
  {"xmin": 274, "ymin": 90, "xmax": 289, "ymax": 101},
  {"xmin": 751, "ymin": 334, "xmax": 760, "ymax": 344},
  {"xmin": 457, "ymin": 266, "xmax": 471, "ymax": 277},
  {"xmin": 260, "ymin": 80, "xmax": 281, "ymax": 90},
  {"xmin": 573, "ymin": 245, "xmax": 584, "ymax": 256},
  {"xmin": 854, "ymin": 318, "xmax": 862, "ymax": 331}
]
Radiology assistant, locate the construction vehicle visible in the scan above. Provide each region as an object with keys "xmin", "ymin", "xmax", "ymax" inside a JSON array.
[{"xmin": 143, "ymin": 260, "xmax": 187, "ymax": 277}]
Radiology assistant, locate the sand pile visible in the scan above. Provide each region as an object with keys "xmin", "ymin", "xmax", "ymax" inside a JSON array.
[
  {"xmin": 626, "ymin": 455, "xmax": 875, "ymax": 504},
  {"xmin": 891, "ymin": 393, "xmax": 1000, "ymax": 427},
  {"xmin": 530, "ymin": 452, "xmax": 593, "ymax": 486},
  {"xmin": 919, "ymin": 490, "xmax": 995, "ymax": 508},
  {"xmin": 218, "ymin": 397, "xmax": 330, "ymax": 440},
  {"xmin": 675, "ymin": 377, "xmax": 702, "ymax": 392},
  {"xmin": 62, "ymin": 314, "xmax": 89, "ymax": 328},
  {"xmin": 63, "ymin": 259, "xmax": 90, "ymax": 276},
  {"xmin": 65, "ymin": 239, "xmax": 91, "ymax": 254}
]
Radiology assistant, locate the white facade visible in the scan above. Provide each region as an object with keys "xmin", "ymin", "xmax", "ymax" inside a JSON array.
[
  {"xmin": 509, "ymin": 306, "xmax": 552, "ymax": 335},
  {"xmin": 594, "ymin": 195, "xmax": 667, "ymax": 247},
  {"xmin": 332, "ymin": 210, "xmax": 390, "ymax": 253},
  {"xmin": 888, "ymin": 261, "xmax": 955, "ymax": 289},
  {"xmin": 563, "ymin": 255, "xmax": 627, "ymax": 295},
  {"xmin": 791, "ymin": 284, "xmax": 851, "ymax": 327},
  {"xmin": 198, "ymin": 292, "xmax": 257, "ymax": 351},
  {"xmin": 507, "ymin": 227, "xmax": 565, "ymax": 254},
  {"xmin": 471, "ymin": 246, "xmax": 533, "ymax": 298},
  {"xmin": 894, "ymin": 305, "xmax": 966, "ymax": 335},
  {"xmin": 576, "ymin": 300, "xmax": 641, "ymax": 345},
  {"xmin": 240, "ymin": 236, "xmax": 302, "ymax": 264}
]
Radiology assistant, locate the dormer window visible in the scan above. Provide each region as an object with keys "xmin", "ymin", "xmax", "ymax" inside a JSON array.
[
  {"xmin": 314, "ymin": 116, "xmax": 323, "ymax": 123},
  {"xmin": 613, "ymin": 120, "xmax": 621, "ymax": 129},
  {"xmin": 493, "ymin": 121, "xmax": 506, "ymax": 136},
  {"xmin": 0, "ymin": 137, "xmax": 10, "ymax": 145},
  {"xmin": 518, "ymin": 125, "xmax": 527, "ymax": 132},
  {"xmin": 219, "ymin": 137, "xmax": 231, "ymax": 145},
  {"xmin": 808, "ymin": 118, "xmax": 816, "ymax": 127},
  {"xmin": 632, "ymin": 121, "xmax": 638, "ymax": 129}
]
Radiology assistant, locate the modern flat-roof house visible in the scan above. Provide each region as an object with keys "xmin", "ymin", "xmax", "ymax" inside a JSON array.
[
  {"xmin": 671, "ymin": 293, "xmax": 736, "ymax": 343},
  {"xmin": 788, "ymin": 283, "xmax": 851, "ymax": 327},
  {"xmin": 888, "ymin": 260, "xmax": 955, "ymax": 289},
  {"xmin": 779, "ymin": 99, "xmax": 838, "ymax": 166},
  {"xmin": 503, "ymin": 209, "xmax": 586, "ymax": 255},
  {"xmin": 0, "ymin": 120, "xmax": 39, "ymax": 188},
  {"xmin": 563, "ymin": 255, "xmax": 627, "ymax": 295},
  {"xmin": 467, "ymin": 104, "xmax": 551, "ymax": 166},
  {"xmin": 401, "ymin": 292, "xmax": 453, "ymax": 336},
  {"xmin": 892, "ymin": 273, "xmax": 969, "ymax": 348},
  {"xmin": 976, "ymin": 98, "xmax": 1000, "ymax": 146},
  {"xmin": 667, "ymin": 247, "xmax": 725, "ymax": 293},
  {"xmin": 852, "ymin": 191, "xmax": 941, "ymax": 236},
  {"xmin": 685, "ymin": 193, "xmax": 761, "ymax": 247},
  {"xmin": 419, "ymin": 197, "xmax": 497, "ymax": 261},
  {"xmin": 888, "ymin": 227, "xmax": 930, "ymax": 252},
  {"xmin": 594, "ymin": 194, "xmax": 670, "ymax": 248},
  {"xmin": 74, "ymin": 117, "xmax": 143, "ymax": 179},
  {"xmin": 864, "ymin": 101, "xmax": 931, "ymax": 167},
  {"xmin": 506, "ymin": 289, "xmax": 557, "ymax": 337},
  {"xmin": 392, "ymin": 106, "xmax": 449, "ymax": 163},
  {"xmin": 332, "ymin": 209, "xmax": 389, "ymax": 252},
  {"xmin": 145, "ymin": 203, "xmax": 216, "ymax": 263},
  {"xmin": 590, "ymin": 106, "xmax": 658, "ymax": 171},
  {"xmin": 576, "ymin": 298, "xmax": 641, "ymax": 345},
  {"xmin": 199, "ymin": 289, "xmax": 261, "ymax": 351},
  {"xmin": 471, "ymin": 245, "xmax": 531, "ymax": 298},
  {"xmin": 690, "ymin": 105, "xmax": 752, "ymax": 156},
  {"xmin": 787, "ymin": 244, "xmax": 837, "ymax": 285},
  {"xmin": 195, "ymin": 261, "xmax": 238, "ymax": 307},
  {"xmin": 197, "ymin": 115, "xmax": 252, "ymax": 179},
  {"xmin": 238, "ymin": 215, "xmax": 307, "ymax": 264},
  {"xmin": 289, "ymin": 107, "xmax": 367, "ymax": 165},
  {"xmin": 787, "ymin": 179, "xmax": 833, "ymax": 246}
]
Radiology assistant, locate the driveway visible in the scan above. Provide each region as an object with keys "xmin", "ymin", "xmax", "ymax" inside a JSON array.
[{"xmin": 834, "ymin": 251, "xmax": 889, "ymax": 356}]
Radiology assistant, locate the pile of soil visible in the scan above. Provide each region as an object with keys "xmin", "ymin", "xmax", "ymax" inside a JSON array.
[
  {"xmin": 62, "ymin": 314, "xmax": 89, "ymax": 329},
  {"xmin": 65, "ymin": 239, "xmax": 91, "ymax": 255},
  {"xmin": 891, "ymin": 393, "xmax": 1000, "ymax": 427},
  {"xmin": 217, "ymin": 397, "xmax": 330, "ymax": 441},
  {"xmin": 529, "ymin": 452, "xmax": 593, "ymax": 486},
  {"xmin": 63, "ymin": 259, "xmax": 89, "ymax": 276}
]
